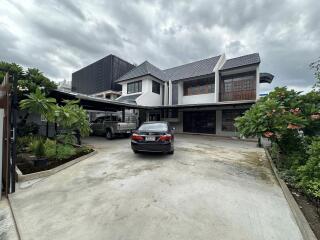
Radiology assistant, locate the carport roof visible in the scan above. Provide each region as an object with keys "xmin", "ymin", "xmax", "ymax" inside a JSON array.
[{"xmin": 50, "ymin": 89, "xmax": 143, "ymax": 111}]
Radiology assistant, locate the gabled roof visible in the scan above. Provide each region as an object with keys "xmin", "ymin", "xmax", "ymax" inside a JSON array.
[
  {"xmin": 221, "ymin": 53, "xmax": 260, "ymax": 70},
  {"xmin": 164, "ymin": 55, "xmax": 221, "ymax": 81},
  {"xmin": 115, "ymin": 61, "xmax": 167, "ymax": 83},
  {"xmin": 116, "ymin": 93, "xmax": 141, "ymax": 104},
  {"xmin": 114, "ymin": 53, "xmax": 262, "ymax": 83}
]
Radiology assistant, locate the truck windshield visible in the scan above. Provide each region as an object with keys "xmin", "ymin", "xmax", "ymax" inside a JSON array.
[{"xmin": 139, "ymin": 123, "xmax": 168, "ymax": 132}]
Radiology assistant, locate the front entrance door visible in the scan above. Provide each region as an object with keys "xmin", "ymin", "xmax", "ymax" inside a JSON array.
[{"xmin": 183, "ymin": 111, "xmax": 216, "ymax": 134}]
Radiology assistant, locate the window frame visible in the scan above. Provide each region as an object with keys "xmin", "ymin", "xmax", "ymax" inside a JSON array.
[
  {"xmin": 127, "ymin": 80, "xmax": 142, "ymax": 94},
  {"xmin": 183, "ymin": 77, "xmax": 215, "ymax": 96},
  {"xmin": 152, "ymin": 80, "xmax": 161, "ymax": 94}
]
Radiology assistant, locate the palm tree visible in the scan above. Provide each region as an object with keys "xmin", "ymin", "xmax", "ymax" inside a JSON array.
[{"xmin": 19, "ymin": 87, "xmax": 57, "ymax": 136}]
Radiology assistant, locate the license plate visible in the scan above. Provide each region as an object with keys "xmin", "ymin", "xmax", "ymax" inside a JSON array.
[
  {"xmin": 126, "ymin": 131, "xmax": 131, "ymax": 133},
  {"xmin": 145, "ymin": 136, "xmax": 155, "ymax": 141}
]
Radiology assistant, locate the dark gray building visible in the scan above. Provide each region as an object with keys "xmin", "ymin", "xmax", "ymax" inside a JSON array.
[{"xmin": 72, "ymin": 55, "xmax": 135, "ymax": 94}]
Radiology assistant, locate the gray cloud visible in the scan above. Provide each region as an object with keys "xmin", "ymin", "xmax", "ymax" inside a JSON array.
[{"xmin": 0, "ymin": 0, "xmax": 319, "ymax": 93}]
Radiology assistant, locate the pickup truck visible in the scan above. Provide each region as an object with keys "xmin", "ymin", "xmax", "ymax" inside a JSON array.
[{"xmin": 90, "ymin": 115, "xmax": 137, "ymax": 139}]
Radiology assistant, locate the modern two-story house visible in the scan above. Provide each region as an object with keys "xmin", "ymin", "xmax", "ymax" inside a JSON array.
[{"xmin": 115, "ymin": 53, "xmax": 273, "ymax": 136}]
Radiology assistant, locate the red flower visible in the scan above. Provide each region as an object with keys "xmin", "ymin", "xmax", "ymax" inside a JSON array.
[{"xmin": 263, "ymin": 131, "xmax": 274, "ymax": 138}]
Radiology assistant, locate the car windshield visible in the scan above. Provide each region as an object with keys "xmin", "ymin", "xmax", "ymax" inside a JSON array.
[{"xmin": 139, "ymin": 123, "xmax": 168, "ymax": 132}]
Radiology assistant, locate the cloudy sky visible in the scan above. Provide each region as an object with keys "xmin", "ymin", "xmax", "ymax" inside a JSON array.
[{"xmin": 0, "ymin": 0, "xmax": 319, "ymax": 93}]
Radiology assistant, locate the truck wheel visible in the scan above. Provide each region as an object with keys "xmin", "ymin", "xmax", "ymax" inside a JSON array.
[{"xmin": 106, "ymin": 129, "xmax": 113, "ymax": 140}]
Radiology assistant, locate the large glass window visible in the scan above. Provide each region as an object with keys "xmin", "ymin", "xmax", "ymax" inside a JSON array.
[
  {"xmin": 220, "ymin": 71, "xmax": 256, "ymax": 101},
  {"xmin": 152, "ymin": 80, "xmax": 160, "ymax": 94},
  {"xmin": 127, "ymin": 80, "xmax": 142, "ymax": 94},
  {"xmin": 183, "ymin": 77, "xmax": 215, "ymax": 96},
  {"xmin": 222, "ymin": 109, "xmax": 246, "ymax": 131}
]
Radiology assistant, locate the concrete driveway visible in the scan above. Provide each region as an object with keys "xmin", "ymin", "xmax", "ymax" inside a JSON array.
[{"xmin": 10, "ymin": 134, "xmax": 303, "ymax": 240}]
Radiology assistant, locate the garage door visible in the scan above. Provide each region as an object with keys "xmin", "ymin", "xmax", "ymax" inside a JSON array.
[{"xmin": 183, "ymin": 111, "xmax": 216, "ymax": 134}]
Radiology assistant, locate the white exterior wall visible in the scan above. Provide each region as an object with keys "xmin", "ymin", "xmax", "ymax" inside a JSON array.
[
  {"xmin": 121, "ymin": 83, "xmax": 127, "ymax": 95},
  {"xmin": 214, "ymin": 54, "xmax": 226, "ymax": 102},
  {"xmin": 182, "ymin": 93, "xmax": 216, "ymax": 104},
  {"xmin": 168, "ymin": 81, "xmax": 173, "ymax": 105},
  {"xmin": 164, "ymin": 82, "xmax": 169, "ymax": 106},
  {"xmin": 177, "ymin": 82, "xmax": 183, "ymax": 104},
  {"xmin": 119, "ymin": 76, "xmax": 164, "ymax": 106}
]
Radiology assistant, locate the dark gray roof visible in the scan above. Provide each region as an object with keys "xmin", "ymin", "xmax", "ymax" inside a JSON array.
[
  {"xmin": 164, "ymin": 55, "xmax": 220, "ymax": 81},
  {"xmin": 115, "ymin": 53, "xmax": 261, "ymax": 83},
  {"xmin": 221, "ymin": 53, "xmax": 260, "ymax": 70},
  {"xmin": 115, "ymin": 61, "xmax": 167, "ymax": 82},
  {"xmin": 116, "ymin": 93, "xmax": 141, "ymax": 104}
]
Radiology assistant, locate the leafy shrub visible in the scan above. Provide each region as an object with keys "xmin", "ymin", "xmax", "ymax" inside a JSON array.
[
  {"xmin": 43, "ymin": 139, "xmax": 57, "ymax": 159},
  {"xmin": 18, "ymin": 135, "xmax": 44, "ymax": 153},
  {"xmin": 57, "ymin": 132, "xmax": 76, "ymax": 145},
  {"xmin": 76, "ymin": 146, "xmax": 93, "ymax": 156},
  {"xmin": 55, "ymin": 144, "xmax": 76, "ymax": 160},
  {"xmin": 299, "ymin": 137, "xmax": 320, "ymax": 180},
  {"xmin": 17, "ymin": 136, "xmax": 33, "ymax": 153},
  {"xmin": 28, "ymin": 139, "xmax": 45, "ymax": 158}
]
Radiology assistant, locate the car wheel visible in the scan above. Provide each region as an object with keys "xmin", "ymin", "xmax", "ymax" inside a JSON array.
[
  {"xmin": 133, "ymin": 150, "xmax": 138, "ymax": 154},
  {"xmin": 168, "ymin": 150, "xmax": 174, "ymax": 154},
  {"xmin": 106, "ymin": 130, "xmax": 113, "ymax": 140}
]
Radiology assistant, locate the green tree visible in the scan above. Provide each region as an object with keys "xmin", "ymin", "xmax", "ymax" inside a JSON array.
[
  {"xmin": 56, "ymin": 100, "xmax": 91, "ymax": 137},
  {"xmin": 235, "ymin": 87, "xmax": 308, "ymax": 146},
  {"xmin": 19, "ymin": 88, "xmax": 57, "ymax": 122},
  {"xmin": 0, "ymin": 61, "xmax": 24, "ymax": 83},
  {"xmin": 18, "ymin": 68, "xmax": 57, "ymax": 98},
  {"xmin": 0, "ymin": 61, "xmax": 57, "ymax": 98}
]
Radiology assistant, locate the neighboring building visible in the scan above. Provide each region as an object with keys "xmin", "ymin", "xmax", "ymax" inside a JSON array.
[
  {"xmin": 90, "ymin": 90, "xmax": 122, "ymax": 100},
  {"xmin": 115, "ymin": 53, "xmax": 273, "ymax": 136},
  {"xmin": 72, "ymin": 55, "xmax": 135, "ymax": 94},
  {"xmin": 57, "ymin": 79, "xmax": 72, "ymax": 92}
]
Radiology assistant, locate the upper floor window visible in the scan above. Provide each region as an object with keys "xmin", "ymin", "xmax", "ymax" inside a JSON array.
[
  {"xmin": 183, "ymin": 78, "xmax": 215, "ymax": 96},
  {"xmin": 127, "ymin": 80, "xmax": 142, "ymax": 94},
  {"xmin": 220, "ymin": 71, "xmax": 256, "ymax": 101},
  {"xmin": 152, "ymin": 80, "xmax": 160, "ymax": 94}
]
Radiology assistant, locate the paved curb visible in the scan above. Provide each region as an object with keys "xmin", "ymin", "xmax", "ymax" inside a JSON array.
[
  {"xmin": 264, "ymin": 148, "xmax": 317, "ymax": 240},
  {"xmin": 16, "ymin": 150, "xmax": 97, "ymax": 182}
]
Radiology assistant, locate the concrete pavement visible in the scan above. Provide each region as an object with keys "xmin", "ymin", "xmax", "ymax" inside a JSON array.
[
  {"xmin": 0, "ymin": 198, "xmax": 19, "ymax": 240},
  {"xmin": 10, "ymin": 134, "xmax": 303, "ymax": 240}
]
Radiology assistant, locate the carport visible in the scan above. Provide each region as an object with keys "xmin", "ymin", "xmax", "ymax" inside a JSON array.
[{"xmin": 50, "ymin": 89, "xmax": 145, "ymax": 123}]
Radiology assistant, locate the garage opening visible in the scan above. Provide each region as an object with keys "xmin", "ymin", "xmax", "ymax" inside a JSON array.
[{"xmin": 183, "ymin": 110, "xmax": 216, "ymax": 134}]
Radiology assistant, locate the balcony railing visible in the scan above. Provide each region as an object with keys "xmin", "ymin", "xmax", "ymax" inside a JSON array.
[{"xmin": 219, "ymin": 90, "xmax": 256, "ymax": 101}]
